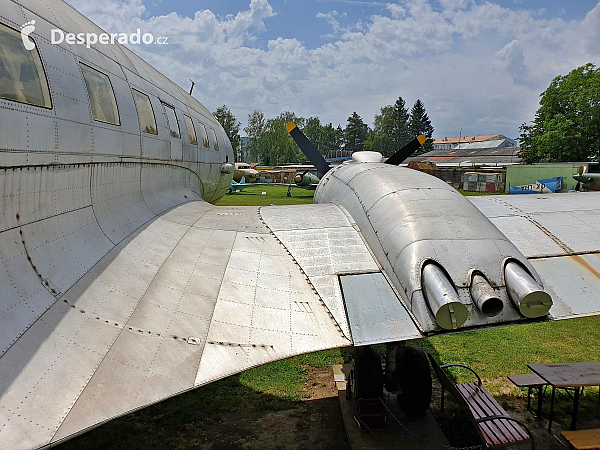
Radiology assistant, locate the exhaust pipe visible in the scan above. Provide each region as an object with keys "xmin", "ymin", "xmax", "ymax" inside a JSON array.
[
  {"xmin": 504, "ymin": 262, "xmax": 553, "ymax": 318},
  {"xmin": 422, "ymin": 264, "xmax": 468, "ymax": 330},
  {"xmin": 470, "ymin": 273, "xmax": 503, "ymax": 317}
]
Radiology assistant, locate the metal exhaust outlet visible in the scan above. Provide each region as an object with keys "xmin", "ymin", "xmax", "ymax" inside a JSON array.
[
  {"xmin": 504, "ymin": 262, "xmax": 553, "ymax": 318},
  {"xmin": 470, "ymin": 273, "xmax": 504, "ymax": 317},
  {"xmin": 422, "ymin": 264, "xmax": 468, "ymax": 330}
]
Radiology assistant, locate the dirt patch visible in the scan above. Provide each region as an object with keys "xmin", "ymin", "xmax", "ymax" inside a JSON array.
[{"xmin": 187, "ymin": 367, "xmax": 348, "ymax": 449}]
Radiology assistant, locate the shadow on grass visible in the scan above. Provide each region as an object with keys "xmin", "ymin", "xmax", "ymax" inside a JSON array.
[{"xmin": 56, "ymin": 372, "xmax": 348, "ymax": 450}]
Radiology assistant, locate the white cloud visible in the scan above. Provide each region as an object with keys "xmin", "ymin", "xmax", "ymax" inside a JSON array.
[{"xmin": 65, "ymin": 0, "xmax": 600, "ymax": 139}]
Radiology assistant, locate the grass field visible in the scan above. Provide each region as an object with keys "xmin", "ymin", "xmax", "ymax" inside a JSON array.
[
  {"xmin": 216, "ymin": 184, "xmax": 315, "ymax": 206},
  {"xmin": 59, "ymin": 184, "xmax": 600, "ymax": 449}
]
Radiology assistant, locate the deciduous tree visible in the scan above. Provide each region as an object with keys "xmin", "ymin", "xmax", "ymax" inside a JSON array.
[
  {"xmin": 519, "ymin": 63, "xmax": 600, "ymax": 163},
  {"xmin": 213, "ymin": 105, "xmax": 242, "ymax": 161}
]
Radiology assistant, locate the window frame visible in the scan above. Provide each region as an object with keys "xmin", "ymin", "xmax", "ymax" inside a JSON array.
[
  {"xmin": 183, "ymin": 114, "xmax": 197, "ymax": 145},
  {"xmin": 197, "ymin": 121, "xmax": 210, "ymax": 148},
  {"xmin": 79, "ymin": 62, "xmax": 121, "ymax": 126},
  {"xmin": 0, "ymin": 22, "xmax": 52, "ymax": 109},
  {"xmin": 209, "ymin": 127, "xmax": 220, "ymax": 151},
  {"xmin": 161, "ymin": 102, "xmax": 181, "ymax": 139},
  {"xmin": 131, "ymin": 88, "xmax": 158, "ymax": 135}
]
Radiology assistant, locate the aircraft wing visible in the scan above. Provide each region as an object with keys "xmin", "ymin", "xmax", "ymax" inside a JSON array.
[
  {"xmin": 469, "ymin": 192, "xmax": 600, "ymax": 320},
  {"xmin": 0, "ymin": 199, "xmax": 421, "ymax": 449}
]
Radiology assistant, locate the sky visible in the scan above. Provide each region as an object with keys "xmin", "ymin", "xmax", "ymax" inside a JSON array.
[{"xmin": 65, "ymin": 0, "xmax": 600, "ymax": 140}]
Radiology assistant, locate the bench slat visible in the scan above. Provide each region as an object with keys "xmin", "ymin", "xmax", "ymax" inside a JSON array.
[
  {"xmin": 458, "ymin": 383, "xmax": 529, "ymax": 445},
  {"xmin": 461, "ymin": 383, "xmax": 529, "ymax": 443},
  {"xmin": 457, "ymin": 384, "xmax": 508, "ymax": 446}
]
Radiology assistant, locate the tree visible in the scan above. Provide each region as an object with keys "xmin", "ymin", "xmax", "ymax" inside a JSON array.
[
  {"xmin": 259, "ymin": 111, "xmax": 305, "ymax": 165},
  {"xmin": 344, "ymin": 112, "xmax": 369, "ymax": 152},
  {"xmin": 393, "ymin": 96, "xmax": 411, "ymax": 149},
  {"xmin": 519, "ymin": 63, "xmax": 600, "ymax": 163},
  {"xmin": 365, "ymin": 105, "xmax": 396, "ymax": 156},
  {"xmin": 408, "ymin": 99, "xmax": 434, "ymax": 154},
  {"xmin": 244, "ymin": 109, "xmax": 266, "ymax": 163},
  {"xmin": 213, "ymin": 105, "xmax": 242, "ymax": 161}
]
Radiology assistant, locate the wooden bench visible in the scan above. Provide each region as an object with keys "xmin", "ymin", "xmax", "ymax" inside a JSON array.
[
  {"xmin": 428, "ymin": 354, "xmax": 534, "ymax": 449},
  {"xmin": 562, "ymin": 429, "xmax": 600, "ymax": 449},
  {"xmin": 508, "ymin": 373, "xmax": 548, "ymax": 417}
]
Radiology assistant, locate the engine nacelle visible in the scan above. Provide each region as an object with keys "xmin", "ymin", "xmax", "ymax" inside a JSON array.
[{"xmin": 315, "ymin": 161, "xmax": 552, "ymax": 332}]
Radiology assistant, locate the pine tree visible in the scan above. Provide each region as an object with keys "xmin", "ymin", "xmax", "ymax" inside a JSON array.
[
  {"xmin": 393, "ymin": 97, "xmax": 411, "ymax": 149},
  {"xmin": 344, "ymin": 112, "xmax": 369, "ymax": 152},
  {"xmin": 408, "ymin": 99, "xmax": 435, "ymax": 154}
]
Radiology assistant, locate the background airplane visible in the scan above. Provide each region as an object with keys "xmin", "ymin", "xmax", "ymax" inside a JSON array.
[
  {"xmin": 233, "ymin": 162, "xmax": 260, "ymax": 183},
  {"xmin": 574, "ymin": 166, "xmax": 600, "ymax": 191},
  {"xmin": 1, "ymin": 1, "xmax": 600, "ymax": 449}
]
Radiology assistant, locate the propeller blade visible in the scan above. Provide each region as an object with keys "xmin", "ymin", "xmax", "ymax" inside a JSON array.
[
  {"xmin": 385, "ymin": 135, "xmax": 427, "ymax": 166},
  {"xmin": 287, "ymin": 123, "xmax": 331, "ymax": 176}
]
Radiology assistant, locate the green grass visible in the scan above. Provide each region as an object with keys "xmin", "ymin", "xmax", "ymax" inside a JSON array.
[
  {"xmin": 458, "ymin": 189, "xmax": 507, "ymax": 196},
  {"xmin": 216, "ymin": 184, "xmax": 315, "ymax": 206}
]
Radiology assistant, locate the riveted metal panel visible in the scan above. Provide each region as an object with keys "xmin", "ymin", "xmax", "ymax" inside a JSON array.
[
  {"xmin": 90, "ymin": 163, "xmax": 155, "ymax": 243},
  {"xmin": 0, "ymin": 165, "xmax": 90, "ymax": 231},
  {"xmin": 532, "ymin": 254, "xmax": 600, "ymax": 318},
  {"xmin": 470, "ymin": 193, "xmax": 600, "ymax": 257},
  {"xmin": 195, "ymin": 231, "xmax": 349, "ymax": 386},
  {"xmin": 141, "ymin": 164, "xmax": 199, "ymax": 215},
  {"xmin": 488, "ymin": 216, "xmax": 567, "ymax": 258},
  {"xmin": 0, "ymin": 301, "xmax": 121, "ymax": 450},
  {"xmin": 93, "ymin": 125, "xmax": 124, "ymax": 156},
  {"xmin": 261, "ymin": 203, "xmax": 379, "ymax": 339},
  {"xmin": 340, "ymin": 272, "xmax": 422, "ymax": 345}
]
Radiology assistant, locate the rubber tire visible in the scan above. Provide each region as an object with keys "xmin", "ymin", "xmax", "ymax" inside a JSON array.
[
  {"xmin": 396, "ymin": 345, "xmax": 432, "ymax": 417},
  {"xmin": 352, "ymin": 346, "xmax": 384, "ymax": 400}
]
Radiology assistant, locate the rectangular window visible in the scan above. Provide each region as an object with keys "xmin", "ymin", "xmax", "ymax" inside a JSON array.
[
  {"xmin": 198, "ymin": 121, "xmax": 209, "ymax": 148},
  {"xmin": 132, "ymin": 89, "xmax": 157, "ymax": 135},
  {"xmin": 162, "ymin": 103, "xmax": 180, "ymax": 139},
  {"xmin": 0, "ymin": 23, "xmax": 51, "ymax": 108},
  {"xmin": 209, "ymin": 127, "xmax": 219, "ymax": 151},
  {"xmin": 184, "ymin": 115, "xmax": 197, "ymax": 145},
  {"xmin": 80, "ymin": 63, "xmax": 120, "ymax": 125}
]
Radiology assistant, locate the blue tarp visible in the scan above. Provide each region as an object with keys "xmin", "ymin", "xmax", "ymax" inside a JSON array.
[
  {"xmin": 538, "ymin": 176, "xmax": 562, "ymax": 192},
  {"xmin": 509, "ymin": 176, "xmax": 562, "ymax": 194}
]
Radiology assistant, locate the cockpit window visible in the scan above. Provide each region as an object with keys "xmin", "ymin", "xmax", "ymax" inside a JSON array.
[
  {"xmin": 209, "ymin": 127, "xmax": 220, "ymax": 151},
  {"xmin": 198, "ymin": 121, "xmax": 209, "ymax": 148},
  {"xmin": 0, "ymin": 23, "xmax": 51, "ymax": 108},
  {"xmin": 184, "ymin": 115, "xmax": 197, "ymax": 145},
  {"xmin": 162, "ymin": 103, "xmax": 180, "ymax": 139},
  {"xmin": 132, "ymin": 89, "xmax": 157, "ymax": 135},
  {"xmin": 80, "ymin": 63, "xmax": 120, "ymax": 125}
]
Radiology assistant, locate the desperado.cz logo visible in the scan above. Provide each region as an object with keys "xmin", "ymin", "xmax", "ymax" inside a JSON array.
[{"xmin": 20, "ymin": 20, "xmax": 168, "ymax": 50}]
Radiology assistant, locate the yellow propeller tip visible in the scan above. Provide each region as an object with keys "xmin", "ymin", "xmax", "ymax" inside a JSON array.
[
  {"xmin": 286, "ymin": 122, "xmax": 297, "ymax": 133},
  {"xmin": 417, "ymin": 135, "xmax": 426, "ymax": 145}
]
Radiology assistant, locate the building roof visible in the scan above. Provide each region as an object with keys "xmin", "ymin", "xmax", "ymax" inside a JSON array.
[
  {"xmin": 405, "ymin": 146, "xmax": 522, "ymax": 166},
  {"xmin": 454, "ymin": 139, "xmax": 511, "ymax": 149},
  {"xmin": 432, "ymin": 134, "xmax": 504, "ymax": 144}
]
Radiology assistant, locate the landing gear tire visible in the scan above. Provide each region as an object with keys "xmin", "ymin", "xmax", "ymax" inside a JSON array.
[
  {"xmin": 396, "ymin": 345, "xmax": 432, "ymax": 417},
  {"xmin": 349, "ymin": 346, "xmax": 383, "ymax": 400}
]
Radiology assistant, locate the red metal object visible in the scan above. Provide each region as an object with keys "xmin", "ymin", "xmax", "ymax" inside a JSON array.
[{"xmin": 354, "ymin": 398, "xmax": 389, "ymax": 432}]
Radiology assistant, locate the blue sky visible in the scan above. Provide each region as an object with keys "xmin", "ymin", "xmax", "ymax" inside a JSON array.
[{"xmin": 67, "ymin": 0, "xmax": 600, "ymax": 140}]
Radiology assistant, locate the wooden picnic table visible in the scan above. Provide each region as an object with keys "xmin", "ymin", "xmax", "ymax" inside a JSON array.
[{"xmin": 528, "ymin": 362, "xmax": 600, "ymax": 433}]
